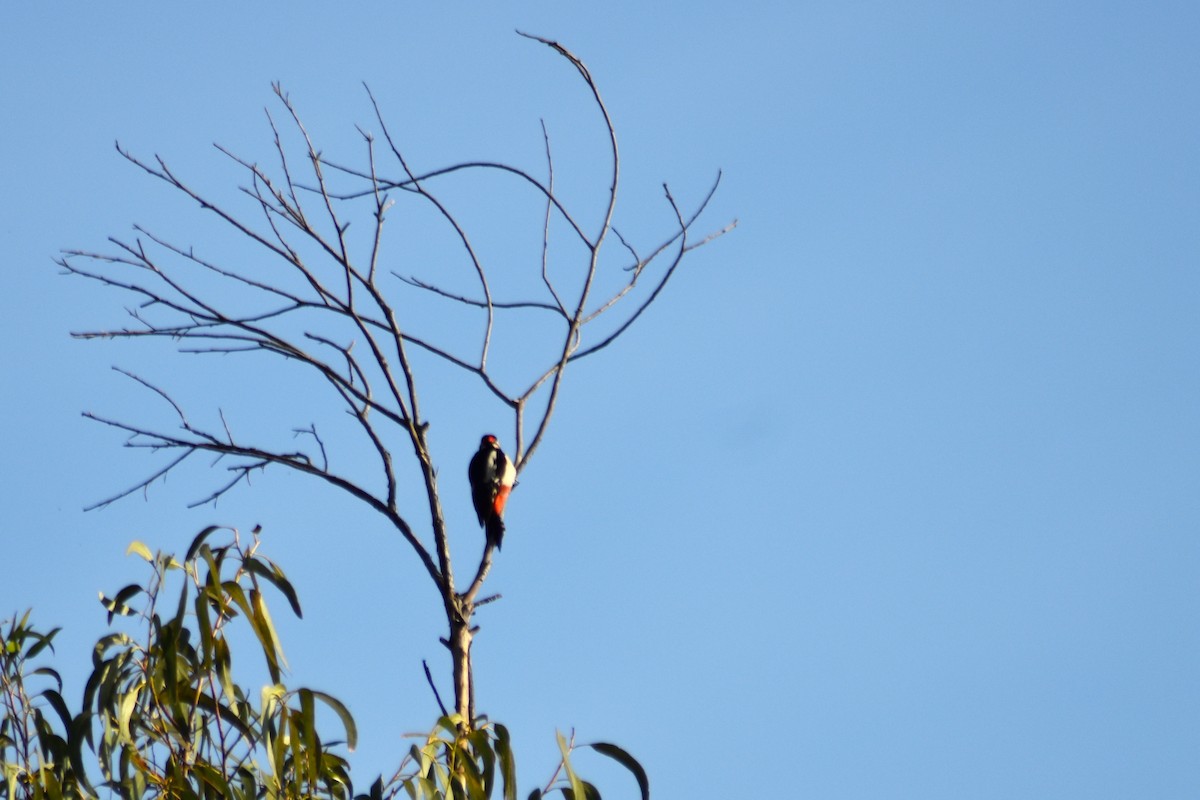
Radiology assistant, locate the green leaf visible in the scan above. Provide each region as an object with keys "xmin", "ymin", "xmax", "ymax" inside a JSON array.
[
  {"xmin": 126, "ymin": 540, "xmax": 154, "ymax": 562},
  {"xmin": 215, "ymin": 636, "xmax": 235, "ymax": 705},
  {"xmin": 172, "ymin": 572, "xmax": 190, "ymax": 628},
  {"xmin": 309, "ymin": 689, "xmax": 358, "ymax": 752},
  {"xmin": 26, "ymin": 627, "xmax": 62, "ymax": 660},
  {"xmin": 586, "ymin": 743, "xmax": 649, "ymax": 800},
  {"xmin": 244, "ymin": 557, "xmax": 303, "ymax": 619},
  {"xmin": 68, "ymin": 714, "xmax": 99, "ymax": 796},
  {"xmin": 495, "ymin": 723, "xmax": 518, "ymax": 800},
  {"xmin": 5, "ymin": 763, "xmax": 18, "ymax": 800},
  {"xmin": 418, "ymin": 775, "xmax": 439, "ymax": 798},
  {"xmin": 299, "ymin": 688, "xmax": 320, "ymax": 776},
  {"xmin": 186, "ymin": 525, "xmax": 224, "ymax": 561},
  {"xmin": 556, "ymin": 732, "xmax": 588, "ymax": 800},
  {"xmin": 250, "ymin": 588, "xmax": 287, "ymax": 680},
  {"xmin": 41, "ymin": 688, "xmax": 73, "ymax": 731},
  {"xmin": 225, "ymin": 584, "xmax": 277, "ymax": 678},
  {"xmin": 117, "ymin": 681, "xmax": 142, "ymax": 743},
  {"xmin": 560, "ymin": 786, "xmax": 603, "ymax": 800},
  {"xmin": 194, "ymin": 760, "xmax": 235, "ymax": 798},
  {"xmin": 235, "ymin": 764, "xmax": 260, "ymax": 799},
  {"xmin": 99, "ymin": 584, "xmax": 143, "ymax": 622},
  {"xmin": 201, "ymin": 547, "xmax": 224, "ymax": 596},
  {"xmin": 261, "ymin": 683, "xmax": 287, "ymax": 723},
  {"xmin": 459, "ymin": 750, "xmax": 486, "ymax": 800},
  {"xmin": 193, "ymin": 690, "xmax": 258, "ymax": 742},
  {"xmin": 436, "ymin": 715, "xmax": 462, "ymax": 737},
  {"xmin": 31, "ymin": 665, "xmax": 64, "ymax": 692},
  {"xmin": 194, "ymin": 590, "xmax": 214, "ymax": 662}
]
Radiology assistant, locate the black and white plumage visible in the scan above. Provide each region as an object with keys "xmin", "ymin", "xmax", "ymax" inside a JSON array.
[{"xmin": 468, "ymin": 434, "xmax": 517, "ymax": 550}]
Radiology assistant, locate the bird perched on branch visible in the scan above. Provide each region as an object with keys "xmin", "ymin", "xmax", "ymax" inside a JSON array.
[{"xmin": 468, "ymin": 434, "xmax": 517, "ymax": 550}]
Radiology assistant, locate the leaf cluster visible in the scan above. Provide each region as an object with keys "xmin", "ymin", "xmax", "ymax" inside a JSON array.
[
  {"xmin": 82, "ymin": 526, "xmax": 354, "ymax": 799},
  {"xmin": 1, "ymin": 529, "xmax": 647, "ymax": 800},
  {"xmin": 0, "ymin": 612, "xmax": 78, "ymax": 798}
]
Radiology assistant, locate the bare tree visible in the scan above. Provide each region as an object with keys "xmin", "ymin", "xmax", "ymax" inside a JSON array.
[{"xmin": 57, "ymin": 33, "xmax": 733, "ymax": 728}]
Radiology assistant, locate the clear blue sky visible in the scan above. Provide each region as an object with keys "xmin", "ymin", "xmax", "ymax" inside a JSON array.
[{"xmin": 4, "ymin": 3, "xmax": 1199, "ymax": 798}]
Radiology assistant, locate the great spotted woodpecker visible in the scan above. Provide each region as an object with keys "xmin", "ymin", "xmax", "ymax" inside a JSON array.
[{"xmin": 468, "ymin": 434, "xmax": 516, "ymax": 550}]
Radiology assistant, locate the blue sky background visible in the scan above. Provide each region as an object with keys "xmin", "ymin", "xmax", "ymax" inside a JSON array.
[{"xmin": 3, "ymin": 3, "xmax": 1199, "ymax": 798}]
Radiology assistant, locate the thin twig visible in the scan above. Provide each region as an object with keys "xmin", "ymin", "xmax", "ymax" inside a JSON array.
[{"xmin": 422, "ymin": 660, "xmax": 449, "ymax": 718}]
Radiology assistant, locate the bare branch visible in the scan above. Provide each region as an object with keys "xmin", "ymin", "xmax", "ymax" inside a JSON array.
[
  {"xmin": 515, "ymin": 31, "xmax": 621, "ymax": 472},
  {"xmin": 83, "ymin": 449, "xmax": 194, "ymax": 511},
  {"xmin": 422, "ymin": 660, "xmax": 449, "ymax": 719},
  {"xmin": 83, "ymin": 403, "xmax": 442, "ymax": 585},
  {"xmin": 393, "ymin": 274, "xmax": 563, "ymax": 314},
  {"xmin": 66, "ymin": 36, "xmax": 732, "ymax": 728},
  {"xmin": 539, "ymin": 119, "xmax": 569, "ymax": 317},
  {"xmin": 319, "ymin": 158, "xmax": 594, "ymax": 250},
  {"xmin": 293, "ymin": 424, "xmax": 329, "ymax": 472},
  {"xmin": 571, "ymin": 173, "xmax": 737, "ymax": 362}
]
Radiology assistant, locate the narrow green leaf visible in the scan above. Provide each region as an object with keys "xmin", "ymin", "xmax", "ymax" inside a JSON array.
[
  {"xmin": 227, "ymin": 583, "xmax": 280, "ymax": 677},
  {"xmin": 261, "ymin": 683, "xmax": 287, "ymax": 724},
  {"xmin": 68, "ymin": 714, "xmax": 99, "ymax": 796},
  {"xmin": 99, "ymin": 585, "xmax": 143, "ymax": 622},
  {"xmin": 117, "ymin": 682, "xmax": 142, "ymax": 743},
  {"xmin": 310, "ymin": 689, "xmax": 358, "ymax": 752},
  {"xmin": 215, "ymin": 636, "xmax": 235, "ymax": 705},
  {"xmin": 495, "ymin": 723, "xmax": 518, "ymax": 800},
  {"xmin": 125, "ymin": 540, "xmax": 154, "ymax": 562},
  {"xmin": 556, "ymin": 732, "xmax": 588, "ymax": 800},
  {"xmin": 194, "ymin": 761, "xmax": 234, "ymax": 798},
  {"xmin": 586, "ymin": 743, "xmax": 649, "ymax": 800},
  {"xmin": 250, "ymin": 588, "xmax": 286, "ymax": 680},
  {"xmin": 193, "ymin": 691, "xmax": 257, "ymax": 741},
  {"xmin": 31, "ymin": 665, "xmax": 64, "ymax": 692},
  {"xmin": 225, "ymin": 583, "xmax": 257, "ymax": 631},
  {"xmin": 31, "ymin": 707, "xmax": 65, "ymax": 761},
  {"xmin": 300, "ymin": 688, "xmax": 320, "ymax": 774},
  {"xmin": 41, "ymin": 688, "xmax": 72, "ymax": 731},
  {"xmin": 469, "ymin": 727, "xmax": 496, "ymax": 798},
  {"xmin": 37, "ymin": 763, "xmax": 64, "ymax": 800},
  {"xmin": 201, "ymin": 547, "xmax": 223, "ymax": 597},
  {"xmin": 194, "ymin": 591, "xmax": 214, "ymax": 662},
  {"xmin": 173, "ymin": 573, "xmax": 190, "ymax": 628},
  {"xmin": 268, "ymin": 714, "xmax": 287, "ymax": 784},
  {"xmin": 235, "ymin": 764, "xmax": 260, "ymax": 799},
  {"xmin": 26, "ymin": 628, "xmax": 61, "ymax": 660},
  {"xmin": 243, "ymin": 558, "xmax": 303, "ymax": 618},
  {"xmin": 458, "ymin": 739, "xmax": 487, "ymax": 798},
  {"xmin": 186, "ymin": 525, "xmax": 224, "ymax": 561},
  {"xmin": 288, "ymin": 708, "xmax": 309, "ymax": 787}
]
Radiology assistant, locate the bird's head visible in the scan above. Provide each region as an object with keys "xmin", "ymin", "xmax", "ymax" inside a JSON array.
[{"xmin": 480, "ymin": 434, "xmax": 499, "ymax": 449}]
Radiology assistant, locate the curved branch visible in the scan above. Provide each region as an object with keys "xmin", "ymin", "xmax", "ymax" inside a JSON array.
[
  {"xmin": 515, "ymin": 32, "xmax": 621, "ymax": 472},
  {"xmin": 82, "ymin": 398, "xmax": 441, "ymax": 587},
  {"xmin": 66, "ymin": 39, "xmax": 733, "ymax": 729},
  {"xmin": 394, "ymin": 274, "xmax": 564, "ymax": 314}
]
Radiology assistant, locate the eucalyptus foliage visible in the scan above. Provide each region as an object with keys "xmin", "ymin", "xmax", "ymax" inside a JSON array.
[{"xmin": 1, "ymin": 528, "xmax": 646, "ymax": 800}]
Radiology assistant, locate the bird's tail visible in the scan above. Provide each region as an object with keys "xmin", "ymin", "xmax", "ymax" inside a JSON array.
[{"xmin": 486, "ymin": 515, "xmax": 506, "ymax": 551}]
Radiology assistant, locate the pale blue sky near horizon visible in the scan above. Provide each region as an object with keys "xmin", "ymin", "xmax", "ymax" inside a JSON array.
[{"xmin": 3, "ymin": 4, "xmax": 1199, "ymax": 798}]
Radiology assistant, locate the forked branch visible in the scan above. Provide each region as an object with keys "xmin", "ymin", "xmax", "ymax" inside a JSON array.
[{"xmin": 61, "ymin": 35, "xmax": 733, "ymax": 728}]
